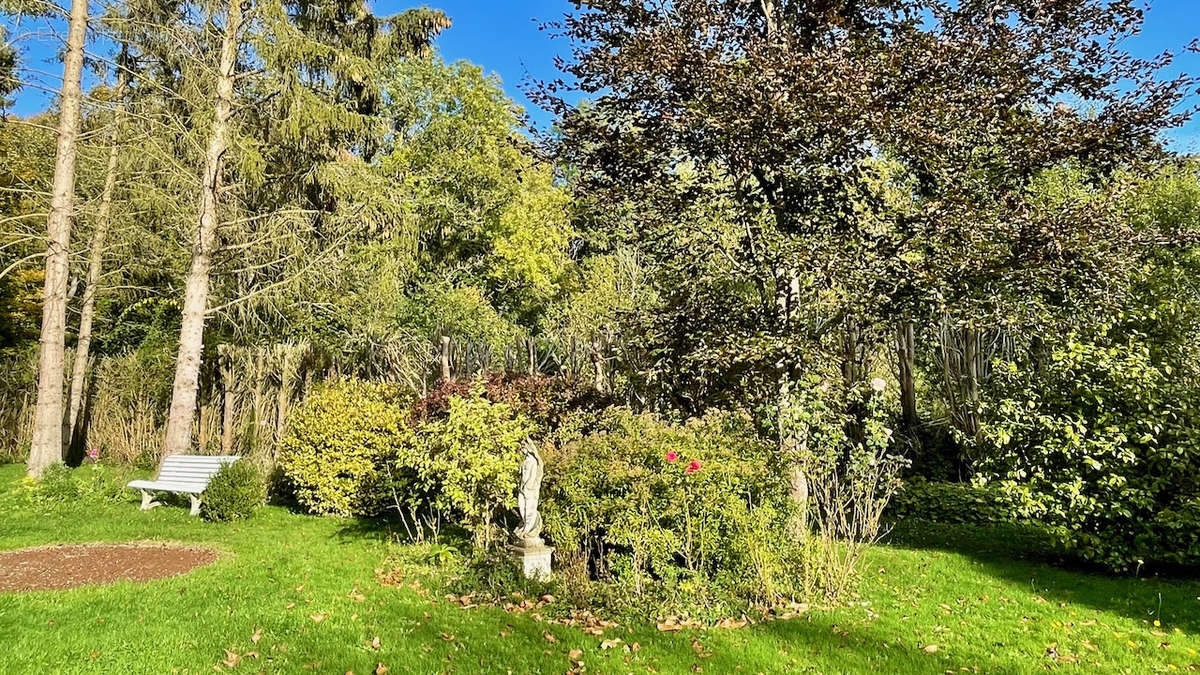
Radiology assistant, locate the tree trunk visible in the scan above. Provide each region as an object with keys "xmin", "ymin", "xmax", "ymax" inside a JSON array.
[
  {"xmin": 439, "ymin": 335, "xmax": 451, "ymax": 381},
  {"xmin": 65, "ymin": 48, "xmax": 130, "ymax": 454},
  {"xmin": 27, "ymin": 0, "xmax": 89, "ymax": 478},
  {"xmin": 895, "ymin": 320, "xmax": 917, "ymax": 429},
  {"xmin": 162, "ymin": 0, "xmax": 243, "ymax": 458},
  {"xmin": 591, "ymin": 337, "xmax": 606, "ymax": 395},
  {"xmin": 961, "ymin": 325, "xmax": 980, "ymax": 441},
  {"xmin": 220, "ymin": 352, "xmax": 235, "ymax": 455}
]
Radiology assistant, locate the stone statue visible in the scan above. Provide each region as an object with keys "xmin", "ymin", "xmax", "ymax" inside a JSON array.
[{"xmin": 514, "ymin": 438, "xmax": 544, "ymax": 545}]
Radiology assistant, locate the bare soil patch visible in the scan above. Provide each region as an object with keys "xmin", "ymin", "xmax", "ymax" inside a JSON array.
[{"xmin": 0, "ymin": 543, "xmax": 219, "ymax": 592}]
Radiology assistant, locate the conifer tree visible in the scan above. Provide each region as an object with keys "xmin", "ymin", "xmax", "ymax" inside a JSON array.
[{"xmin": 160, "ymin": 0, "xmax": 448, "ymax": 457}]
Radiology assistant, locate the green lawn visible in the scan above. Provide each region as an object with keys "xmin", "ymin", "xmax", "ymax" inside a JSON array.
[{"xmin": 0, "ymin": 463, "xmax": 1197, "ymax": 674}]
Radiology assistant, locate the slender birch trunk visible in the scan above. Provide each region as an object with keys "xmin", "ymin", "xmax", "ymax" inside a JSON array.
[
  {"xmin": 162, "ymin": 0, "xmax": 244, "ymax": 458},
  {"xmin": 65, "ymin": 49, "xmax": 130, "ymax": 452},
  {"xmin": 27, "ymin": 0, "xmax": 89, "ymax": 478}
]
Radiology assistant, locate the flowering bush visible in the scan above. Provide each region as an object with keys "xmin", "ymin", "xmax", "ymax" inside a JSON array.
[{"xmin": 542, "ymin": 408, "xmax": 799, "ymax": 619}]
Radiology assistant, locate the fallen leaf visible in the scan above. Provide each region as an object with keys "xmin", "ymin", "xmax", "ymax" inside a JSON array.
[
  {"xmin": 601, "ymin": 639, "xmax": 622, "ymax": 650},
  {"xmin": 310, "ymin": 614, "xmax": 326, "ymax": 623},
  {"xmin": 924, "ymin": 645, "xmax": 940, "ymax": 654},
  {"xmin": 371, "ymin": 637, "xmax": 381, "ymax": 650},
  {"xmin": 251, "ymin": 628, "xmax": 262, "ymax": 644},
  {"xmin": 543, "ymin": 631, "xmax": 558, "ymax": 644},
  {"xmin": 440, "ymin": 633, "xmax": 455, "ymax": 642},
  {"xmin": 222, "ymin": 650, "xmax": 240, "ymax": 668},
  {"xmin": 568, "ymin": 649, "xmax": 583, "ymax": 660},
  {"xmin": 375, "ymin": 664, "xmax": 388, "ymax": 675}
]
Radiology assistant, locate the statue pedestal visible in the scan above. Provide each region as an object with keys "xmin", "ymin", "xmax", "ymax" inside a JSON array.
[{"xmin": 511, "ymin": 539, "xmax": 554, "ymax": 580}]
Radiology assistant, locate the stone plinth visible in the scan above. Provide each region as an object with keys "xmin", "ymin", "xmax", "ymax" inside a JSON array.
[{"xmin": 512, "ymin": 540, "xmax": 554, "ymax": 580}]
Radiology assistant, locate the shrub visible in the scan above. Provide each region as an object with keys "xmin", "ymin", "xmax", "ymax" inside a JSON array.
[
  {"xmin": 541, "ymin": 408, "xmax": 798, "ymax": 620},
  {"xmin": 202, "ymin": 461, "xmax": 267, "ymax": 522},
  {"xmin": 27, "ymin": 463, "xmax": 133, "ymax": 507},
  {"xmin": 410, "ymin": 373, "xmax": 603, "ymax": 430},
  {"xmin": 33, "ymin": 463, "xmax": 81, "ymax": 502},
  {"xmin": 396, "ymin": 384, "xmax": 536, "ymax": 548},
  {"xmin": 280, "ymin": 380, "xmax": 411, "ymax": 516},
  {"xmin": 978, "ymin": 334, "xmax": 1200, "ymax": 570},
  {"xmin": 886, "ymin": 479, "xmax": 1014, "ymax": 526}
]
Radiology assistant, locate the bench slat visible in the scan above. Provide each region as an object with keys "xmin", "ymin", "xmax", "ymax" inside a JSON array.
[{"xmin": 160, "ymin": 469, "xmax": 228, "ymax": 478}]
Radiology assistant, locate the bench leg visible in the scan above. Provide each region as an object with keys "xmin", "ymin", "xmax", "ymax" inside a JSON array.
[
  {"xmin": 189, "ymin": 494, "xmax": 202, "ymax": 517},
  {"xmin": 139, "ymin": 490, "xmax": 162, "ymax": 511}
]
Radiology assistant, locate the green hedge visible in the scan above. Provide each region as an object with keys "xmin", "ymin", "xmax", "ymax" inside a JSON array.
[{"xmin": 886, "ymin": 480, "xmax": 1015, "ymax": 526}]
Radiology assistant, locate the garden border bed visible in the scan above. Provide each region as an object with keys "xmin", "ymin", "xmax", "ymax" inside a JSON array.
[{"xmin": 0, "ymin": 542, "xmax": 221, "ymax": 592}]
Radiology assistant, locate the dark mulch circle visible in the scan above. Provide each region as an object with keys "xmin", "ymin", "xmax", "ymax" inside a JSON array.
[{"xmin": 0, "ymin": 543, "xmax": 220, "ymax": 592}]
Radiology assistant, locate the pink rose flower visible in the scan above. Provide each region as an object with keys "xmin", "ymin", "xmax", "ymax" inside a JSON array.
[
  {"xmin": 665, "ymin": 451, "xmax": 679, "ymax": 463},
  {"xmin": 685, "ymin": 460, "xmax": 702, "ymax": 475}
]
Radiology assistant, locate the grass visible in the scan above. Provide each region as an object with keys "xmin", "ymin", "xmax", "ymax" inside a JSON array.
[{"xmin": 1, "ymin": 463, "xmax": 1198, "ymax": 674}]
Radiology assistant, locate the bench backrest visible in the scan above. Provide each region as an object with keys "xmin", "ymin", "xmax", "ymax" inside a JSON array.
[{"xmin": 155, "ymin": 455, "xmax": 240, "ymax": 492}]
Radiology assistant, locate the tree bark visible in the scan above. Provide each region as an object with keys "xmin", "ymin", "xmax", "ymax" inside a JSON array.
[
  {"xmin": 439, "ymin": 335, "xmax": 451, "ymax": 381},
  {"xmin": 65, "ymin": 48, "xmax": 130, "ymax": 454},
  {"xmin": 27, "ymin": 0, "xmax": 89, "ymax": 478},
  {"xmin": 961, "ymin": 325, "xmax": 981, "ymax": 441},
  {"xmin": 591, "ymin": 336, "xmax": 607, "ymax": 395},
  {"xmin": 896, "ymin": 320, "xmax": 917, "ymax": 429},
  {"xmin": 220, "ymin": 351, "xmax": 235, "ymax": 455},
  {"xmin": 162, "ymin": 0, "xmax": 244, "ymax": 458}
]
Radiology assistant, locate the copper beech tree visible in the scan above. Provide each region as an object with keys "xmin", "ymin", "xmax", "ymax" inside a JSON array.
[{"xmin": 544, "ymin": 0, "xmax": 1195, "ymax": 474}]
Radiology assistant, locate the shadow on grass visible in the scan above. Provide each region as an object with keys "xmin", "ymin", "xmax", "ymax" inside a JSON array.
[
  {"xmin": 332, "ymin": 515, "xmax": 402, "ymax": 543},
  {"xmin": 884, "ymin": 519, "xmax": 1200, "ymax": 635}
]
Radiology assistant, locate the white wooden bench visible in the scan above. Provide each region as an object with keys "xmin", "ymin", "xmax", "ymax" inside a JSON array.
[{"xmin": 127, "ymin": 455, "xmax": 241, "ymax": 516}]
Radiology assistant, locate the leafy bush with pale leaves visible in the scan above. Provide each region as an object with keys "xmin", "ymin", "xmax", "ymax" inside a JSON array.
[
  {"xmin": 395, "ymin": 384, "xmax": 535, "ymax": 548},
  {"xmin": 279, "ymin": 380, "xmax": 411, "ymax": 516}
]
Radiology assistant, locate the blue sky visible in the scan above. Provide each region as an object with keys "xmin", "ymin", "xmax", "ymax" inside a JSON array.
[{"xmin": 6, "ymin": 0, "xmax": 1200, "ymax": 151}]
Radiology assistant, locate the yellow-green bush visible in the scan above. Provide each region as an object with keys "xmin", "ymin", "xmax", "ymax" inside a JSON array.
[
  {"xmin": 279, "ymin": 380, "xmax": 410, "ymax": 516},
  {"xmin": 399, "ymin": 386, "xmax": 535, "ymax": 548}
]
